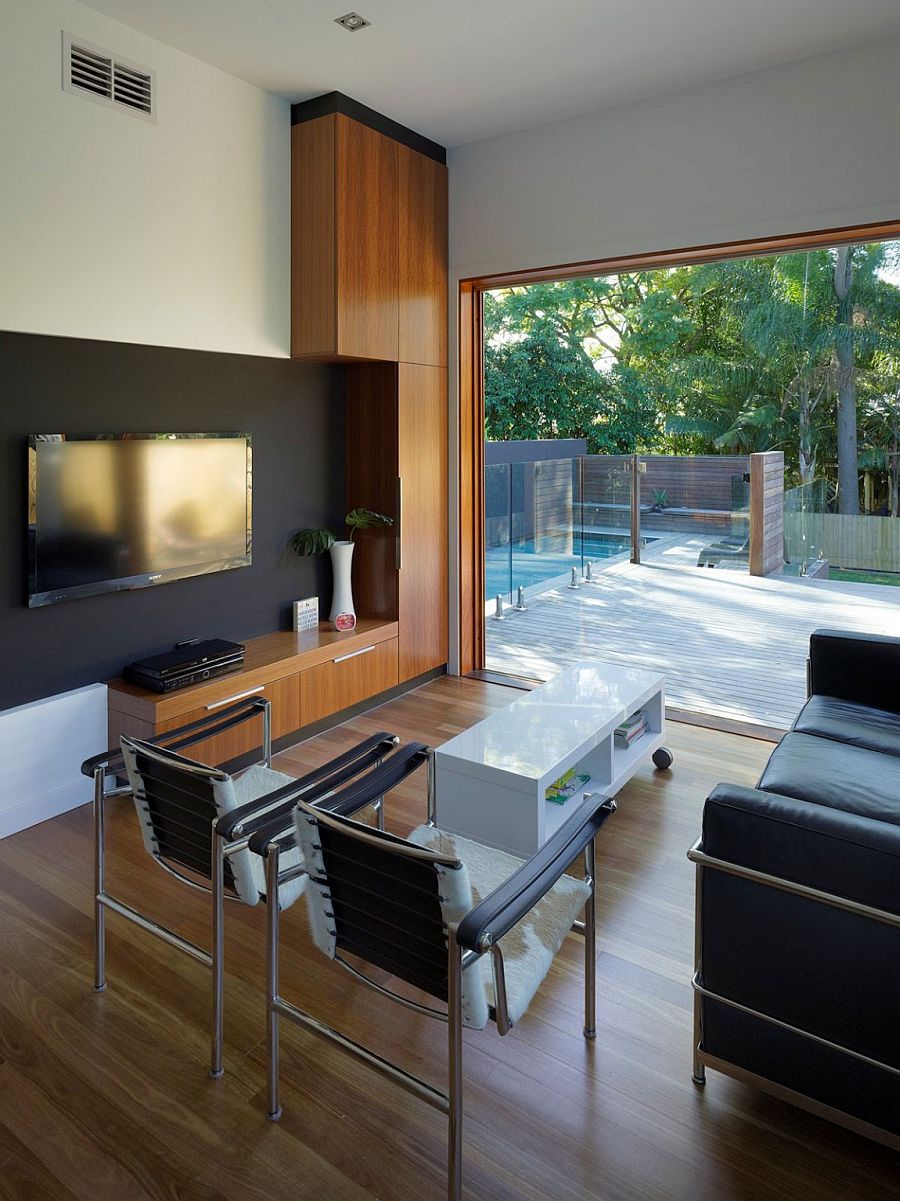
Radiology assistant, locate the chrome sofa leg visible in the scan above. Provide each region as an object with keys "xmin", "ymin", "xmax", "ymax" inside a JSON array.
[
  {"xmin": 583, "ymin": 837, "xmax": 597, "ymax": 1039},
  {"xmin": 692, "ymin": 1001, "xmax": 706, "ymax": 1086},
  {"xmin": 210, "ymin": 829, "xmax": 225, "ymax": 1079},
  {"xmin": 93, "ymin": 768, "xmax": 107, "ymax": 993},
  {"xmin": 266, "ymin": 847, "xmax": 283, "ymax": 1120},
  {"xmin": 692, "ymin": 862, "xmax": 706, "ymax": 1086},
  {"xmin": 447, "ymin": 926, "xmax": 463, "ymax": 1201}
]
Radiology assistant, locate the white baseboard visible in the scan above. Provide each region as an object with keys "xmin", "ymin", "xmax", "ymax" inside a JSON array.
[
  {"xmin": 0, "ymin": 780, "xmax": 92, "ymax": 840},
  {"xmin": 0, "ymin": 682, "xmax": 107, "ymax": 839}
]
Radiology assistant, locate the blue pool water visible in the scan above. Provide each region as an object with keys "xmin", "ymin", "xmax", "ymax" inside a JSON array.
[{"xmin": 485, "ymin": 534, "xmax": 653, "ymax": 600}]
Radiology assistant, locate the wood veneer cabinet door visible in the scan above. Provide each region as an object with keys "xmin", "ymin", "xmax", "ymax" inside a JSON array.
[
  {"xmin": 155, "ymin": 674, "xmax": 302, "ymax": 767},
  {"xmin": 301, "ymin": 638, "xmax": 399, "ymax": 725},
  {"xmin": 291, "ymin": 115, "xmax": 336, "ymax": 358},
  {"xmin": 397, "ymin": 363, "xmax": 448, "ymax": 680},
  {"xmin": 398, "ymin": 144, "xmax": 448, "ymax": 367},
  {"xmin": 336, "ymin": 116, "xmax": 399, "ymax": 362},
  {"xmin": 291, "ymin": 114, "xmax": 400, "ymax": 361}
]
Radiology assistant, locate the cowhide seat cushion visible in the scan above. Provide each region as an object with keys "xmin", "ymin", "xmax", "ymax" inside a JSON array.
[
  {"xmin": 228, "ymin": 765, "xmax": 307, "ymax": 908},
  {"xmin": 122, "ymin": 746, "xmax": 305, "ymax": 910},
  {"xmin": 409, "ymin": 825, "xmax": 591, "ymax": 1030}
]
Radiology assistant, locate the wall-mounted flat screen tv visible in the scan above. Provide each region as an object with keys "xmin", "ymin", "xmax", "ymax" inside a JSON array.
[{"xmin": 27, "ymin": 433, "xmax": 252, "ymax": 607}]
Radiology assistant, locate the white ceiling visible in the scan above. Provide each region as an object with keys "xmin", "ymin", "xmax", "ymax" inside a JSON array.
[{"xmin": 81, "ymin": 0, "xmax": 900, "ymax": 146}]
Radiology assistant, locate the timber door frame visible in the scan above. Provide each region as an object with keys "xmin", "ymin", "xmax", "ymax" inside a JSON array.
[{"xmin": 456, "ymin": 218, "xmax": 900, "ymax": 675}]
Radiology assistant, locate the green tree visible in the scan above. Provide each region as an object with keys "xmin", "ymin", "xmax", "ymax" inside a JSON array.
[{"xmin": 483, "ymin": 242, "xmax": 900, "ymax": 509}]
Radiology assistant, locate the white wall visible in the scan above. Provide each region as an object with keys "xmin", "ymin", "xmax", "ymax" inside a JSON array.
[
  {"xmin": 448, "ymin": 37, "xmax": 900, "ymax": 280},
  {"xmin": 0, "ymin": 683, "xmax": 107, "ymax": 838},
  {"xmin": 0, "ymin": 0, "xmax": 290, "ymax": 357},
  {"xmin": 446, "ymin": 37, "xmax": 900, "ymax": 670}
]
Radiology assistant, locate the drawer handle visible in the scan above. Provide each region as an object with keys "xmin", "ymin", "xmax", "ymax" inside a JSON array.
[
  {"xmin": 205, "ymin": 686, "xmax": 265, "ymax": 711},
  {"xmin": 334, "ymin": 645, "xmax": 375, "ymax": 664}
]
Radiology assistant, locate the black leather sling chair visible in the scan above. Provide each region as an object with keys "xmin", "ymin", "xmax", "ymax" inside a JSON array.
[
  {"xmin": 249, "ymin": 744, "xmax": 617, "ymax": 1201},
  {"xmin": 81, "ymin": 696, "xmax": 399, "ymax": 1079}
]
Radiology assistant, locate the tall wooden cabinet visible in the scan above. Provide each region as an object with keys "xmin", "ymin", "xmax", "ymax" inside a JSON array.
[{"xmin": 291, "ymin": 93, "xmax": 449, "ymax": 686}]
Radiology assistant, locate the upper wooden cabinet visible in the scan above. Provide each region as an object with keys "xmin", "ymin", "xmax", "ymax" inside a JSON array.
[
  {"xmin": 291, "ymin": 97, "xmax": 447, "ymax": 365},
  {"xmin": 398, "ymin": 144, "xmax": 448, "ymax": 367},
  {"xmin": 291, "ymin": 114, "xmax": 398, "ymax": 362}
]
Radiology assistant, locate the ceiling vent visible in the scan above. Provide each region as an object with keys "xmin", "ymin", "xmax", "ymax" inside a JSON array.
[
  {"xmin": 62, "ymin": 32, "xmax": 155, "ymax": 122},
  {"xmin": 334, "ymin": 12, "xmax": 371, "ymax": 32}
]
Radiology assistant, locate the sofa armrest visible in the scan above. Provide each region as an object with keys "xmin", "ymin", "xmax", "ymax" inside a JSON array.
[
  {"xmin": 698, "ymin": 783, "xmax": 900, "ymax": 918},
  {"xmin": 808, "ymin": 629, "xmax": 900, "ymax": 713}
]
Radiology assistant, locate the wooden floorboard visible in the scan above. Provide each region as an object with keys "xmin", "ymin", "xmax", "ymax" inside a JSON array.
[
  {"xmin": 487, "ymin": 546, "xmax": 900, "ymax": 730},
  {"xmin": 0, "ymin": 675, "xmax": 898, "ymax": 1200}
]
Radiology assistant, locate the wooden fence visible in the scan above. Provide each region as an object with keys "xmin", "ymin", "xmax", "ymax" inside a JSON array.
[
  {"xmin": 486, "ymin": 453, "xmax": 752, "ymax": 548},
  {"xmin": 784, "ymin": 512, "xmax": 900, "ymax": 573},
  {"xmin": 750, "ymin": 451, "xmax": 784, "ymax": 576},
  {"xmin": 582, "ymin": 454, "xmax": 748, "ymax": 511}
]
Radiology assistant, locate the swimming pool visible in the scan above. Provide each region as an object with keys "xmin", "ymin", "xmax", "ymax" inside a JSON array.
[{"xmin": 485, "ymin": 533, "xmax": 654, "ymax": 600}]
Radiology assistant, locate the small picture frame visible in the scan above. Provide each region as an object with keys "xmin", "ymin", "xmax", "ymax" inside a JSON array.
[{"xmin": 293, "ymin": 596, "xmax": 319, "ymax": 632}]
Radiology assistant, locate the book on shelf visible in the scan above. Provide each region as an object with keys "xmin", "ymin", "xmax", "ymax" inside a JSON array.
[
  {"xmin": 615, "ymin": 709, "xmax": 647, "ymax": 747},
  {"xmin": 546, "ymin": 768, "xmax": 590, "ymax": 805}
]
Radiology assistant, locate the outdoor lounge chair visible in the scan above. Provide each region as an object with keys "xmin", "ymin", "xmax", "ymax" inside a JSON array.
[{"xmin": 697, "ymin": 533, "xmax": 750, "ymax": 567}]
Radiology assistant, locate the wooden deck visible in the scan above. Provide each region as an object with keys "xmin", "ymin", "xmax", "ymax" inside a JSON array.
[{"xmin": 486, "ymin": 538, "xmax": 900, "ymax": 730}]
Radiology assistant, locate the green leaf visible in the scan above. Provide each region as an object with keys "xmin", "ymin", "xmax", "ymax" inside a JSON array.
[
  {"xmin": 290, "ymin": 527, "xmax": 334, "ymax": 557},
  {"xmin": 345, "ymin": 507, "xmax": 393, "ymax": 537}
]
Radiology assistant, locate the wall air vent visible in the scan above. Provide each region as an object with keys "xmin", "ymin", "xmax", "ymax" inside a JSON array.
[{"xmin": 62, "ymin": 33, "xmax": 155, "ymax": 122}]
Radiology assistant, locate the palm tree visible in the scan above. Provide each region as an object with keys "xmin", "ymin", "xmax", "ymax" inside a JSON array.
[
  {"xmin": 859, "ymin": 348, "xmax": 900, "ymax": 516},
  {"xmin": 829, "ymin": 243, "xmax": 900, "ymax": 513}
]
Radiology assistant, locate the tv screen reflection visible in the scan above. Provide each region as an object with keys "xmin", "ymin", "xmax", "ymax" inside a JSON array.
[{"xmin": 32, "ymin": 437, "xmax": 250, "ymax": 593}]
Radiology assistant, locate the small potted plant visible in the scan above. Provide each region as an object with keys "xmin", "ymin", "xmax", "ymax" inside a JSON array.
[
  {"xmin": 650, "ymin": 488, "xmax": 669, "ymax": 514},
  {"xmin": 290, "ymin": 507, "xmax": 392, "ymax": 631}
]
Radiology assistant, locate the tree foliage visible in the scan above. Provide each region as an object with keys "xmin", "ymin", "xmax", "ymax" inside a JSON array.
[{"xmin": 484, "ymin": 242, "xmax": 900, "ymax": 509}]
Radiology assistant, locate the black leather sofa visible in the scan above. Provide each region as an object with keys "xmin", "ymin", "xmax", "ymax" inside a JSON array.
[{"xmin": 689, "ymin": 629, "xmax": 900, "ymax": 1148}]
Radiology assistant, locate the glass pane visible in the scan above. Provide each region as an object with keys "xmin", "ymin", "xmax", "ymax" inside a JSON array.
[
  {"xmin": 505, "ymin": 458, "xmax": 579, "ymax": 598},
  {"xmin": 639, "ymin": 455, "xmax": 750, "ymax": 571},
  {"xmin": 784, "ymin": 479, "xmax": 827, "ymax": 577},
  {"xmin": 484, "ymin": 462, "xmax": 511, "ymax": 606},
  {"xmin": 579, "ymin": 455, "xmax": 633, "ymax": 573}
]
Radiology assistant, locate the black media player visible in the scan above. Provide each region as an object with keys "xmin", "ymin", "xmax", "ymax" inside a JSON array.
[{"xmin": 123, "ymin": 639, "xmax": 245, "ymax": 693}]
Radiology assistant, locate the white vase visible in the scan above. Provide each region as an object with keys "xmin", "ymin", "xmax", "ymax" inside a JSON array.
[{"xmin": 329, "ymin": 540, "xmax": 356, "ymax": 631}]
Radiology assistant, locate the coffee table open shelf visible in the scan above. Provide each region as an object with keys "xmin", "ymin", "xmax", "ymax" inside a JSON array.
[{"xmin": 434, "ymin": 661, "xmax": 668, "ymax": 856}]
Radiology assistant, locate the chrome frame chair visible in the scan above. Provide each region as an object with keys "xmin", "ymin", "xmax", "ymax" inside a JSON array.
[
  {"xmin": 251, "ymin": 748, "xmax": 616, "ymax": 1201},
  {"xmin": 81, "ymin": 696, "xmax": 399, "ymax": 1077}
]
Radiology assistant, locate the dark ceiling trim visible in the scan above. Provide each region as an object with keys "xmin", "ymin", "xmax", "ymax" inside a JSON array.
[{"xmin": 291, "ymin": 91, "xmax": 446, "ymax": 164}]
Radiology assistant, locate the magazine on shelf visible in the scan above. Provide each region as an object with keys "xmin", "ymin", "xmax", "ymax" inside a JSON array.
[{"xmin": 546, "ymin": 768, "xmax": 590, "ymax": 805}]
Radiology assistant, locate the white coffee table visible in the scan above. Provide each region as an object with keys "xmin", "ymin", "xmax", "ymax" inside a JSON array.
[{"xmin": 433, "ymin": 661, "xmax": 669, "ymax": 856}]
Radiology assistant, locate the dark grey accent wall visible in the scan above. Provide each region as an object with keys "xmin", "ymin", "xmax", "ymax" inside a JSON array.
[{"xmin": 1, "ymin": 331, "xmax": 345, "ymax": 710}]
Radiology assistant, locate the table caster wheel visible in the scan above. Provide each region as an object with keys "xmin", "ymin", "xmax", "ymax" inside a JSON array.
[{"xmin": 652, "ymin": 747, "xmax": 673, "ymax": 770}]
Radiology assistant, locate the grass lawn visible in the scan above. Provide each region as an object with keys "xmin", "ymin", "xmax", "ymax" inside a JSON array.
[{"xmin": 829, "ymin": 568, "xmax": 900, "ymax": 587}]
